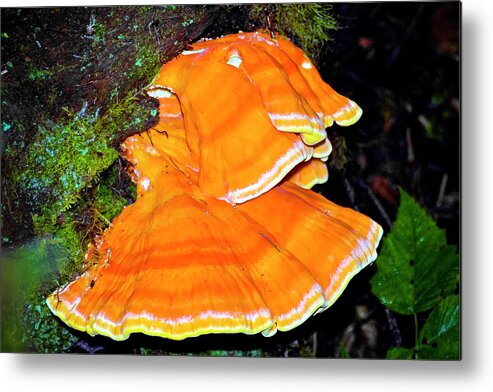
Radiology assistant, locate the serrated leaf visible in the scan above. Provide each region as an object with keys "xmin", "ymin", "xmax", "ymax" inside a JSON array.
[
  {"xmin": 386, "ymin": 347, "xmax": 414, "ymax": 359},
  {"xmin": 418, "ymin": 336, "xmax": 459, "ymax": 360},
  {"xmin": 370, "ymin": 188, "xmax": 459, "ymax": 314},
  {"xmin": 417, "ymin": 295, "xmax": 460, "ymax": 359}
]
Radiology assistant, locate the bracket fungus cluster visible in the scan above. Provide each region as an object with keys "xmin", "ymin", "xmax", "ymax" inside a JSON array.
[{"xmin": 47, "ymin": 32, "xmax": 383, "ymax": 341}]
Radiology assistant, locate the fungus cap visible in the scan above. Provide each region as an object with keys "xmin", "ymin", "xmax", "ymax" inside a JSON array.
[
  {"xmin": 151, "ymin": 32, "xmax": 362, "ymax": 204},
  {"xmin": 47, "ymin": 32, "xmax": 383, "ymax": 342}
]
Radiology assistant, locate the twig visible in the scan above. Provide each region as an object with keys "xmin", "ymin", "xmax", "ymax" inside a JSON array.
[
  {"xmin": 352, "ymin": 177, "xmax": 393, "ymax": 229},
  {"xmin": 364, "ymin": 182, "xmax": 393, "ymax": 229},
  {"xmin": 73, "ymin": 339, "xmax": 105, "ymax": 354},
  {"xmin": 405, "ymin": 127, "xmax": 415, "ymax": 164},
  {"xmin": 436, "ymin": 173, "xmax": 448, "ymax": 208},
  {"xmin": 344, "ymin": 177, "xmax": 357, "ymax": 210},
  {"xmin": 95, "ymin": 209, "xmax": 112, "ymax": 227},
  {"xmin": 385, "ymin": 308, "xmax": 402, "ymax": 347},
  {"xmin": 386, "ymin": 5, "xmax": 424, "ymax": 66},
  {"xmin": 312, "ymin": 331, "xmax": 318, "ymax": 357}
]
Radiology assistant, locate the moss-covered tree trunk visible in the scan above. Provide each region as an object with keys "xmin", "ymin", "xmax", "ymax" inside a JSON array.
[{"xmin": 1, "ymin": 6, "xmax": 223, "ymax": 242}]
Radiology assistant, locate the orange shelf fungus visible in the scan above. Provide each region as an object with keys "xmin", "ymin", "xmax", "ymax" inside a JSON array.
[{"xmin": 46, "ymin": 32, "xmax": 383, "ymax": 341}]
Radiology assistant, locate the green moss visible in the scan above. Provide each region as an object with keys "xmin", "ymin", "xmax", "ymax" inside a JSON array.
[
  {"xmin": 181, "ymin": 18, "xmax": 195, "ymax": 27},
  {"xmin": 22, "ymin": 299, "xmax": 79, "ymax": 353},
  {"xmin": 32, "ymin": 215, "xmax": 84, "ymax": 267},
  {"xmin": 328, "ymin": 134, "xmax": 349, "ymax": 171},
  {"xmin": 27, "ymin": 68, "xmax": 54, "ymax": 81},
  {"xmin": 128, "ymin": 43, "xmax": 162, "ymax": 84},
  {"xmin": 92, "ymin": 22, "xmax": 107, "ymax": 45},
  {"xmin": 93, "ymin": 163, "xmax": 135, "ymax": 225},
  {"xmin": 275, "ymin": 3, "xmax": 339, "ymax": 60},
  {"xmin": 6, "ymin": 94, "xmax": 152, "ymax": 237},
  {"xmin": 2, "ymin": 121, "xmax": 12, "ymax": 132},
  {"xmin": 14, "ymin": 121, "xmax": 115, "ymax": 224}
]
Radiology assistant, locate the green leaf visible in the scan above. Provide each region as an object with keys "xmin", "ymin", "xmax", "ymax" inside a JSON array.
[
  {"xmin": 417, "ymin": 295, "xmax": 460, "ymax": 359},
  {"xmin": 338, "ymin": 342, "xmax": 350, "ymax": 358},
  {"xmin": 370, "ymin": 188, "xmax": 459, "ymax": 314},
  {"xmin": 386, "ymin": 347, "xmax": 415, "ymax": 359}
]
